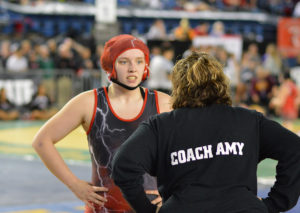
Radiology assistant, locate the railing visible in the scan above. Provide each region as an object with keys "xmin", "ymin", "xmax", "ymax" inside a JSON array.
[{"xmin": 0, "ymin": 69, "xmax": 106, "ymax": 108}]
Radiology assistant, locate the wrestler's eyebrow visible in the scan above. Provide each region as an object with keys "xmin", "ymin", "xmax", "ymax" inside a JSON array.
[{"xmin": 118, "ymin": 57, "xmax": 144, "ymax": 60}]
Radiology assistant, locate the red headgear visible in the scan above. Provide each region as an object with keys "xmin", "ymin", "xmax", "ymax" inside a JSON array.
[{"xmin": 100, "ymin": 34, "xmax": 150, "ymax": 81}]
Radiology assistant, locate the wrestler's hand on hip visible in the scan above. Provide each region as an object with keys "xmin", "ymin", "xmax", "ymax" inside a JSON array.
[
  {"xmin": 69, "ymin": 179, "xmax": 108, "ymax": 209},
  {"xmin": 145, "ymin": 190, "xmax": 162, "ymax": 207}
]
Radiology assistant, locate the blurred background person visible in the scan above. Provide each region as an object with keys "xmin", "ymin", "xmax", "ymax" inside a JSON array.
[
  {"xmin": 173, "ymin": 18, "xmax": 194, "ymax": 41},
  {"xmin": 244, "ymin": 43, "xmax": 261, "ymax": 65},
  {"xmin": 6, "ymin": 44, "xmax": 28, "ymax": 73},
  {"xmin": 147, "ymin": 44, "xmax": 174, "ymax": 94},
  {"xmin": 191, "ymin": 22, "xmax": 210, "ymax": 39},
  {"xmin": 26, "ymin": 84, "xmax": 57, "ymax": 120},
  {"xmin": 235, "ymin": 52, "xmax": 258, "ymax": 105},
  {"xmin": 0, "ymin": 88, "xmax": 19, "ymax": 120},
  {"xmin": 215, "ymin": 47, "xmax": 240, "ymax": 103},
  {"xmin": 0, "ymin": 40, "xmax": 11, "ymax": 69},
  {"xmin": 262, "ymin": 43, "xmax": 283, "ymax": 84},
  {"xmin": 210, "ymin": 21, "xmax": 225, "ymax": 37},
  {"xmin": 147, "ymin": 19, "xmax": 168, "ymax": 40},
  {"xmin": 269, "ymin": 72, "xmax": 300, "ymax": 130},
  {"xmin": 92, "ymin": 43, "xmax": 104, "ymax": 69},
  {"xmin": 247, "ymin": 66, "xmax": 275, "ymax": 115}
]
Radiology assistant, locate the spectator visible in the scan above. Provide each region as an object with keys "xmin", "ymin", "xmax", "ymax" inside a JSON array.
[
  {"xmin": 268, "ymin": 0, "xmax": 288, "ymax": 15},
  {"xmin": 270, "ymin": 72, "xmax": 299, "ymax": 130},
  {"xmin": 183, "ymin": 1, "xmax": 211, "ymax": 12},
  {"xmin": 73, "ymin": 43, "xmax": 94, "ymax": 70},
  {"xmin": 210, "ymin": 21, "xmax": 225, "ymax": 37},
  {"xmin": 235, "ymin": 53, "xmax": 257, "ymax": 104},
  {"xmin": 55, "ymin": 42, "xmax": 78, "ymax": 71},
  {"xmin": 6, "ymin": 44, "xmax": 28, "ymax": 73},
  {"xmin": 223, "ymin": 0, "xmax": 242, "ymax": 10},
  {"xmin": 0, "ymin": 88, "xmax": 19, "ymax": 120},
  {"xmin": 38, "ymin": 45, "xmax": 55, "ymax": 71},
  {"xmin": 244, "ymin": 43, "xmax": 261, "ymax": 65},
  {"xmin": 28, "ymin": 50, "xmax": 40, "ymax": 70},
  {"xmin": 247, "ymin": 66, "xmax": 275, "ymax": 113},
  {"xmin": 55, "ymin": 43, "xmax": 74, "ymax": 107},
  {"xmin": 47, "ymin": 39, "xmax": 58, "ymax": 61},
  {"xmin": 83, "ymin": 49, "xmax": 94, "ymax": 69},
  {"xmin": 263, "ymin": 43, "xmax": 283, "ymax": 83},
  {"xmin": 147, "ymin": 19, "xmax": 168, "ymax": 40},
  {"xmin": 149, "ymin": 45, "xmax": 161, "ymax": 60},
  {"xmin": 242, "ymin": 0, "xmax": 258, "ymax": 11},
  {"xmin": 294, "ymin": 1, "xmax": 300, "ymax": 17},
  {"xmin": 27, "ymin": 84, "xmax": 57, "ymax": 120},
  {"xmin": 92, "ymin": 43, "xmax": 104, "ymax": 69},
  {"xmin": 38, "ymin": 45, "xmax": 55, "ymax": 101},
  {"xmin": 161, "ymin": 0, "xmax": 177, "ymax": 9},
  {"xmin": 0, "ymin": 40, "xmax": 11, "ymax": 69},
  {"xmin": 147, "ymin": 44, "xmax": 174, "ymax": 94},
  {"xmin": 191, "ymin": 22, "xmax": 210, "ymax": 39},
  {"xmin": 216, "ymin": 47, "xmax": 240, "ymax": 102},
  {"xmin": 173, "ymin": 18, "xmax": 194, "ymax": 41},
  {"xmin": 20, "ymin": 39, "xmax": 32, "ymax": 60},
  {"xmin": 204, "ymin": 0, "xmax": 225, "ymax": 10},
  {"xmin": 148, "ymin": 0, "xmax": 162, "ymax": 9}
]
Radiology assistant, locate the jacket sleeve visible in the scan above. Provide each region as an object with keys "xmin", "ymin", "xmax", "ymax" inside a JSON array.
[
  {"xmin": 112, "ymin": 121, "xmax": 158, "ymax": 213},
  {"xmin": 259, "ymin": 115, "xmax": 300, "ymax": 213}
]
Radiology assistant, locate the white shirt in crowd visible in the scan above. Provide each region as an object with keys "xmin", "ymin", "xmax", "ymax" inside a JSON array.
[
  {"xmin": 6, "ymin": 54, "xmax": 28, "ymax": 73},
  {"xmin": 294, "ymin": 2, "xmax": 300, "ymax": 17},
  {"xmin": 147, "ymin": 55, "xmax": 173, "ymax": 90}
]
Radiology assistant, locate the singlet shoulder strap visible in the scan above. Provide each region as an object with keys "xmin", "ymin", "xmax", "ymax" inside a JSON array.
[
  {"xmin": 140, "ymin": 87, "xmax": 145, "ymax": 100},
  {"xmin": 86, "ymin": 89, "xmax": 98, "ymax": 135},
  {"xmin": 153, "ymin": 90, "xmax": 160, "ymax": 114}
]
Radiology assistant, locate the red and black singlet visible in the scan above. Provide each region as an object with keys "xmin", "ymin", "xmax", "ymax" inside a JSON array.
[{"xmin": 86, "ymin": 87, "xmax": 160, "ymax": 213}]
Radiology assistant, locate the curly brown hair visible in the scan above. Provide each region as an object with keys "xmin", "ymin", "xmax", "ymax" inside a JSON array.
[{"xmin": 171, "ymin": 51, "xmax": 232, "ymax": 109}]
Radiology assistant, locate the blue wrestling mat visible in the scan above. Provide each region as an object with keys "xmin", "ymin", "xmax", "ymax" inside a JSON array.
[{"xmin": 0, "ymin": 202, "xmax": 85, "ymax": 213}]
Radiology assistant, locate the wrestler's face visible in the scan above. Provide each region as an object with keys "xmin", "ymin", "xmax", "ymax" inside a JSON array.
[{"xmin": 115, "ymin": 49, "xmax": 145, "ymax": 87}]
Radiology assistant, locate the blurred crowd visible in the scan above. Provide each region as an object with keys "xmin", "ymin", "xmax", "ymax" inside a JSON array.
[
  {"xmin": 147, "ymin": 40, "xmax": 300, "ymax": 115},
  {"xmin": 1, "ymin": 32, "xmax": 300, "ymax": 124},
  {"xmin": 147, "ymin": 19, "xmax": 229, "ymax": 41},
  {"xmin": 125, "ymin": 0, "xmax": 300, "ymax": 16},
  {"xmin": 0, "ymin": 35, "xmax": 102, "ymax": 116},
  {"xmin": 6, "ymin": 0, "xmax": 300, "ymax": 17},
  {"xmin": 0, "ymin": 37, "xmax": 103, "ymax": 73},
  {"xmin": 0, "ymin": 84, "xmax": 58, "ymax": 120},
  {"xmin": 1, "ymin": 12, "xmax": 300, "ymax": 125}
]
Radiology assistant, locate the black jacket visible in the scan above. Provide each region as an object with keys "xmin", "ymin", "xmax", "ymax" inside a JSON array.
[{"xmin": 112, "ymin": 105, "xmax": 300, "ymax": 213}]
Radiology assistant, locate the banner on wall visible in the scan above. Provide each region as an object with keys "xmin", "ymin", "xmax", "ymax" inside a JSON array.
[
  {"xmin": 0, "ymin": 79, "xmax": 34, "ymax": 106},
  {"xmin": 192, "ymin": 35, "xmax": 243, "ymax": 61},
  {"xmin": 278, "ymin": 18, "xmax": 300, "ymax": 57}
]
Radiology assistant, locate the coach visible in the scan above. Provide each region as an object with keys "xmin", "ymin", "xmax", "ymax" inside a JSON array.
[{"xmin": 112, "ymin": 52, "xmax": 300, "ymax": 213}]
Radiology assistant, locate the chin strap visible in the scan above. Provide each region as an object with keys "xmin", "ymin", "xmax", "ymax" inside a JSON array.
[{"xmin": 111, "ymin": 78, "xmax": 143, "ymax": 90}]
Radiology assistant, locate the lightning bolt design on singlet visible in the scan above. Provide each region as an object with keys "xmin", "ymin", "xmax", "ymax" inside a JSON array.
[{"xmin": 86, "ymin": 87, "xmax": 159, "ymax": 213}]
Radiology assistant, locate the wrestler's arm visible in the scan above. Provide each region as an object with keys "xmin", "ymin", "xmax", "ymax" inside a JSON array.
[{"xmin": 32, "ymin": 90, "xmax": 107, "ymax": 208}]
